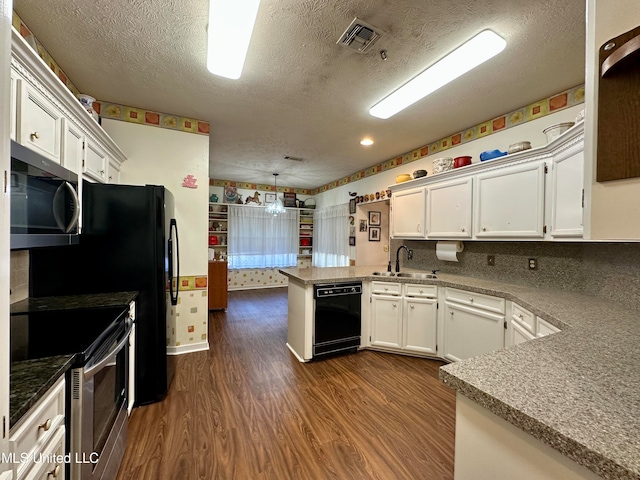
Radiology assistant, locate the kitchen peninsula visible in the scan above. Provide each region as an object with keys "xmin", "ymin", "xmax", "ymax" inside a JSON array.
[{"xmin": 278, "ymin": 266, "xmax": 640, "ymax": 480}]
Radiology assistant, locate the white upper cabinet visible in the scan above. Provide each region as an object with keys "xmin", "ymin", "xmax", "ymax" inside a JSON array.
[
  {"xmin": 391, "ymin": 187, "xmax": 427, "ymax": 238},
  {"xmin": 549, "ymin": 141, "xmax": 584, "ymax": 238},
  {"xmin": 16, "ymin": 79, "xmax": 63, "ymax": 163},
  {"xmin": 62, "ymin": 118, "xmax": 84, "ymax": 173},
  {"xmin": 83, "ymin": 139, "xmax": 108, "ymax": 182},
  {"xmin": 426, "ymin": 177, "xmax": 473, "ymax": 238},
  {"xmin": 474, "ymin": 161, "xmax": 546, "ymax": 238}
]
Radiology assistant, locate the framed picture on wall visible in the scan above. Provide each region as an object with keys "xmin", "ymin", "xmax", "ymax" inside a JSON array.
[
  {"xmin": 349, "ymin": 236, "xmax": 356, "ymax": 246},
  {"xmin": 369, "ymin": 211, "xmax": 381, "ymax": 226},
  {"xmin": 283, "ymin": 192, "xmax": 297, "ymax": 207},
  {"xmin": 349, "ymin": 198, "xmax": 356, "ymax": 214},
  {"xmin": 359, "ymin": 219, "xmax": 367, "ymax": 232},
  {"xmin": 368, "ymin": 227, "xmax": 381, "ymax": 241},
  {"xmin": 264, "ymin": 193, "xmax": 276, "ymax": 205}
]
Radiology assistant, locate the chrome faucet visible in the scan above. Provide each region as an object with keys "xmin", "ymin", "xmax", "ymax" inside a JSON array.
[{"xmin": 395, "ymin": 245, "xmax": 413, "ymax": 272}]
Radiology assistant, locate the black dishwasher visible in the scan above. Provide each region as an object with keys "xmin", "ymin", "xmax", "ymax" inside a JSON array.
[{"xmin": 313, "ymin": 282, "xmax": 362, "ymax": 358}]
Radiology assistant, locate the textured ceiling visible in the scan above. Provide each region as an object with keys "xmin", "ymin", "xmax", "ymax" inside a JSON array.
[{"xmin": 14, "ymin": 0, "xmax": 586, "ymax": 189}]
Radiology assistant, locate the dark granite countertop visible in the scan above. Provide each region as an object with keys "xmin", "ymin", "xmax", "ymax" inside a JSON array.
[
  {"xmin": 279, "ymin": 266, "xmax": 640, "ymax": 480},
  {"xmin": 10, "ymin": 291, "xmax": 138, "ymax": 314},
  {"xmin": 10, "ymin": 355, "xmax": 74, "ymax": 428},
  {"xmin": 9, "ymin": 291, "xmax": 138, "ymax": 429}
]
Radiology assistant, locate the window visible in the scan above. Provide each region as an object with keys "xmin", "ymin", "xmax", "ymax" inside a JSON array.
[
  {"xmin": 228, "ymin": 205, "xmax": 297, "ymax": 269},
  {"xmin": 313, "ymin": 204, "xmax": 350, "ymax": 267}
]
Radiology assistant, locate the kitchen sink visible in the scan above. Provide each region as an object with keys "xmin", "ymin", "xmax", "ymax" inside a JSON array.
[
  {"xmin": 395, "ymin": 272, "xmax": 437, "ymax": 279},
  {"xmin": 372, "ymin": 271, "xmax": 395, "ymax": 276}
]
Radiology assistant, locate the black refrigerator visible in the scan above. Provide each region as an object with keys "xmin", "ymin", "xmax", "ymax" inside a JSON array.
[{"xmin": 30, "ymin": 182, "xmax": 180, "ymax": 405}]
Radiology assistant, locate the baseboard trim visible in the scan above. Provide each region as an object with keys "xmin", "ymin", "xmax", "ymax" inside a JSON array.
[
  {"xmin": 228, "ymin": 284, "xmax": 288, "ymax": 291},
  {"xmin": 286, "ymin": 342, "xmax": 308, "ymax": 363},
  {"xmin": 167, "ymin": 341, "xmax": 210, "ymax": 356}
]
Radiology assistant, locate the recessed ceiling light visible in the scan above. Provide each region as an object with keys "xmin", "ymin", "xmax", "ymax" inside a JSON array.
[
  {"xmin": 370, "ymin": 30, "xmax": 506, "ymax": 119},
  {"xmin": 360, "ymin": 138, "xmax": 374, "ymax": 146}
]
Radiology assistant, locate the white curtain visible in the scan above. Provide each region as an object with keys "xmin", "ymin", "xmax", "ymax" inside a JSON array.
[
  {"xmin": 228, "ymin": 205, "xmax": 298, "ymax": 269},
  {"xmin": 313, "ymin": 203, "xmax": 350, "ymax": 267}
]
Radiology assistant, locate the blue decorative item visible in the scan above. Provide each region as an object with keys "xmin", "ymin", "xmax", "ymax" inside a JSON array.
[{"xmin": 480, "ymin": 149, "xmax": 508, "ymax": 161}]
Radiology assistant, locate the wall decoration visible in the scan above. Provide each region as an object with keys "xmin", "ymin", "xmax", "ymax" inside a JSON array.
[
  {"xmin": 223, "ymin": 186, "xmax": 238, "ymax": 203},
  {"xmin": 349, "ymin": 236, "xmax": 356, "ymax": 246},
  {"xmin": 350, "ymin": 226, "xmax": 355, "ymax": 236},
  {"xmin": 182, "ymin": 175, "xmax": 198, "ymax": 188},
  {"xmin": 359, "ymin": 219, "xmax": 368, "ymax": 232},
  {"xmin": 369, "ymin": 227, "xmax": 381, "ymax": 241},
  {"xmin": 245, "ymin": 191, "xmax": 261, "ymax": 205},
  {"xmin": 265, "ymin": 193, "xmax": 276, "ymax": 204},
  {"xmin": 349, "ymin": 198, "xmax": 356, "ymax": 213},
  {"xmin": 283, "ymin": 192, "xmax": 297, "ymax": 207},
  {"xmin": 369, "ymin": 211, "xmax": 381, "ymax": 226}
]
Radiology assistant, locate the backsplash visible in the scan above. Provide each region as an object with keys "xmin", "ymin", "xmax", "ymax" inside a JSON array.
[
  {"xmin": 9, "ymin": 251, "xmax": 29, "ymax": 304},
  {"xmin": 391, "ymin": 240, "xmax": 640, "ymax": 309}
]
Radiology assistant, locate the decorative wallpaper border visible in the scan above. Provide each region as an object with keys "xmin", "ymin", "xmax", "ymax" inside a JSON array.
[
  {"xmin": 12, "ymin": 11, "xmax": 81, "ymax": 97},
  {"xmin": 311, "ymin": 85, "xmax": 585, "ymax": 195},
  {"xmin": 13, "ymin": 11, "xmax": 210, "ymax": 137},
  {"xmin": 209, "ymin": 178, "xmax": 314, "ymax": 196},
  {"xmin": 93, "ymin": 102, "xmax": 210, "ymax": 136}
]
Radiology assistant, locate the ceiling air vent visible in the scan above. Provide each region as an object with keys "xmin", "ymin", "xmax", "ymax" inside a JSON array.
[
  {"xmin": 284, "ymin": 155, "xmax": 304, "ymax": 162},
  {"xmin": 337, "ymin": 17, "xmax": 385, "ymax": 54}
]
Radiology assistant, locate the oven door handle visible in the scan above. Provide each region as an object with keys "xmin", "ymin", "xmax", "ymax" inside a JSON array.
[{"xmin": 84, "ymin": 323, "xmax": 133, "ymax": 379}]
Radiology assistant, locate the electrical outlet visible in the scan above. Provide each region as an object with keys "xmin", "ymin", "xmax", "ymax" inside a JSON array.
[
  {"xmin": 487, "ymin": 255, "xmax": 495, "ymax": 266},
  {"xmin": 528, "ymin": 258, "xmax": 537, "ymax": 270}
]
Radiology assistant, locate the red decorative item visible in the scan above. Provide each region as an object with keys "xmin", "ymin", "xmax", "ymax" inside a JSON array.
[
  {"xmin": 453, "ymin": 156, "xmax": 472, "ymax": 168},
  {"xmin": 209, "ymin": 235, "xmax": 218, "ymax": 245}
]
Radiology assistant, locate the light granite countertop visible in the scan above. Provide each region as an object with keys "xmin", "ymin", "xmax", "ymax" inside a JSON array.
[{"xmin": 278, "ymin": 266, "xmax": 640, "ymax": 480}]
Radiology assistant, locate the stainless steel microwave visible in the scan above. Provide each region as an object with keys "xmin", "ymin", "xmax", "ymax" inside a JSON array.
[{"xmin": 10, "ymin": 140, "xmax": 80, "ymax": 249}]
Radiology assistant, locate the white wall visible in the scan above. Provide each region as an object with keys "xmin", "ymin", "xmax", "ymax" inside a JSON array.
[
  {"xmin": 315, "ymin": 105, "xmax": 583, "ymax": 210},
  {"xmin": 102, "ymin": 119, "xmax": 210, "ymax": 353},
  {"xmin": 102, "ymin": 119, "xmax": 209, "ymax": 276}
]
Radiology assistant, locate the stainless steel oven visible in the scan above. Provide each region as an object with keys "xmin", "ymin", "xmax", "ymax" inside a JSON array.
[{"xmin": 69, "ymin": 310, "xmax": 132, "ymax": 480}]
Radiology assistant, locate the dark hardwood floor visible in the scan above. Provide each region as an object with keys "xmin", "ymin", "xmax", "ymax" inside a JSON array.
[{"xmin": 116, "ymin": 288, "xmax": 455, "ymax": 480}]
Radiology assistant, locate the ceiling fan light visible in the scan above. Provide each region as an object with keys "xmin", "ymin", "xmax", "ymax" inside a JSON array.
[
  {"xmin": 360, "ymin": 138, "xmax": 374, "ymax": 146},
  {"xmin": 369, "ymin": 30, "xmax": 506, "ymax": 119},
  {"xmin": 207, "ymin": 0, "xmax": 261, "ymax": 79}
]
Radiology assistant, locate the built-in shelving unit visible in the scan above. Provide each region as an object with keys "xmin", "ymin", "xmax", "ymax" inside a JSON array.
[
  {"xmin": 208, "ymin": 203, "xmax": 228, "ymax": 259},
  {"xmin": 299, "ymin": 208, "xmax": 314, "ymax": 256}
]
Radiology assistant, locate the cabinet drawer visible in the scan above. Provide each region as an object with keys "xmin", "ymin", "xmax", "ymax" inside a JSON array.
[
  {"xmin": 537, "ymin": 317, "xmax": 561, "ymax": 337},
  {"xmin": 512, "ymin": 319, "xmax": 536, "ymax": 345},
  {"xmin": 22, "ymin": 426, "xmax": 65, "ymax": 480},
  {"xmin": 371, "ymin": 281, "xmax": 401, "ymax": 295},
  {"xmin": 445, "ymin": 287, "xmax": 505, "ymax": 314},
  {"xmin": 511, "ymin": 303, "xmax": 536, "ymax": 334},
  {"xmin": 404, "ymin": 283, "xmax": 437, "ymax": 298},
  {"xmin": 10, "ymin": 377, "xmax": 65, "ymax": 480}
]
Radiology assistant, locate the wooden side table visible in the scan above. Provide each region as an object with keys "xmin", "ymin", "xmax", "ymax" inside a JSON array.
[{"xmin": 208, "ymin": 261, "xmax": 228, "ymax": 310}]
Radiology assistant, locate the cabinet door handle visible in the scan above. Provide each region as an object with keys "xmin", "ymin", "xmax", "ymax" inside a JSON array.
[
  {"xmin": 450, "ymin": 311, "xmax": 454, "ymax": 316},
  {"xmin": 392, "ymin": 303, "xmax": 397, "ymax": 308},
  {"xmin": 30, "ymin": 131, "xmax": 40, "ymax": 139},
  {"xmin": 417, "ymin": 223, "xmax": 421, "ymax": 233},
  {"xmin": 383, "ymin": 287, "xmax": 388, "ymax": 291},
  {"xmin": 38, "ymin": 418, "xmax": 52, "ymax": 431},
  {"xmin": 419, "ymin": 289, "xmax": 423, "ymax": 294},
  {"xmin": 461, "ymin": 227, "xmax": 465, "ymax": 232},
  {"xmin": 47, "ymin": 465, "xmax": 61, "ymax": 478},
  {"xmin": 482, "ymin": 227, "xmax": 487, "ymax": 231},
  {"xmin": 519, "ymin": 314, "xmax": 524, "ymax": 319},
  {"xmin": 410, "ymin": 304, "xmax": 415, "ymax": 309},
  {"xmin": 469, "ymin": 297, "xmax": 474, "ymax": 303},
  {"xmin": 100, "ymin": 170, "xmax": 105, "ymax": 175}
]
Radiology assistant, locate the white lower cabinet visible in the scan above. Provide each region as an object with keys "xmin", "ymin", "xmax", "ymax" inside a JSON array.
[
  {"xmin": 506, "ymin": 302, "xmax": 562, "ymax": 347},
  {"xmin": 370, "ymin": 294, "xmax": 403, "ymax": 349},
  {"xmin": 443, "ymin": 288, "xmax": 505, "ymax": 362},
  {"xmin": 10, "ymin": 376, "xmax": 65, "ymax": 480},
  {"xmin": 370, "ymin": 282, "xmax": 438, "ymax": 356}
]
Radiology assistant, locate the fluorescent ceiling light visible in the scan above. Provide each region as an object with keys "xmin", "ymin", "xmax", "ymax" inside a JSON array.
[
  {"xmin": 369, "ymin": 30, "xmax": 506, "ymax": 119},
  {"xmin": 360, "ymin": 138, "xmax": 374, "ymax": 146},
  {"xmin": 207, "ymin": 0, "xmax": 261, "ymax": 79}
]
